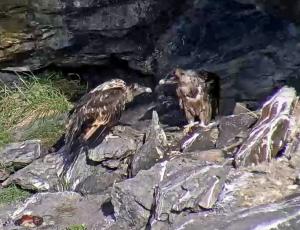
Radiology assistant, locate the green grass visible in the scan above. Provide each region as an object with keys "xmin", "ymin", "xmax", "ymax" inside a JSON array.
[
  {"xmin": 66, "ymin": 224, "xmax": 87, "ymax": 230},
  {"xmin": 0, "ymin": 71, "xmax": 85, "ymax": 148},
  {"xmin": 0, "ymin": 185, "xmax": 31, "ymax": 204}
]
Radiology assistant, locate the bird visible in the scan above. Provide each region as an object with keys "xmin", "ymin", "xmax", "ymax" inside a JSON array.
[
  {"xmin": 160, "ymin": 68, "xmax": 220, "ymax": 133},
  {"xmin": 64, "ymin": 79, "xmax": 152, "ymax": 154}
]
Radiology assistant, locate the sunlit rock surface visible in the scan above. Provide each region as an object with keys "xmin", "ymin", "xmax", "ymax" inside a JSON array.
[
  {"xmin": 235, "ymin": 86, "xmax": 298, "ymax": 167},
  {"xmin": 2, "ymin": 150, "xmax": 64, "ymax": 192},
  {"xmin": 0, "ymin": 140, "xmax": 42, "ymax": 170},
  {"xmin": 171, "ymin": 193, "xmax": 300, "ymax": 230},
  {"xmin": 2, "ymin": 192, "xmax": 113, "ymax": 230}
]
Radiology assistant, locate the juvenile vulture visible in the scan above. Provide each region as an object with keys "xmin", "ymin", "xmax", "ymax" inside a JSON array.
[
  {"xmin": 65, "ymin": 79, "xmax": 152, "ymax": 153},
  {"xmin": 160, "ymin": 68, "xmax": 220, "ymax": 132}
]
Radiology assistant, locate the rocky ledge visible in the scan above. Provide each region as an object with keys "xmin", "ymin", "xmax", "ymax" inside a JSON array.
[{"xmin": 0, "ymin": 86, "xmax": 300, "ymax": 229}]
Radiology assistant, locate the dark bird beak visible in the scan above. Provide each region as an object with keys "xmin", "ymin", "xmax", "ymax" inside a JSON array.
[{"xmin": 158, "ymin": 70, "xmax": 177, "ymax": 85}]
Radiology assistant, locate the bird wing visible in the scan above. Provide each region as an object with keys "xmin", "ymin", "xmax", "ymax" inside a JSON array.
[{"xmin": 65, "ymin": 86, "xmax": 126, "ymax": 151}]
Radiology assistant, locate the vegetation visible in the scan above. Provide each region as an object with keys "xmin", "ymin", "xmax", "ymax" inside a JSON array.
[
  {"xmin": 0, "ymin": 185, "xmax": 31, "ymax": 204},
  {"xmin": 0, "ymin": 71, "xmax": 85, "ymax": 148},
  {"xmin": 66, "ymin": 224, "xmax": 87, "ymax": 230}
]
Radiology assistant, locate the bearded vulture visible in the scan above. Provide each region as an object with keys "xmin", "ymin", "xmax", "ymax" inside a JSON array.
[
  {"xmin": 160, "ymin": 68, "xmax": 220, "ymax": 132},
  {"xmin": 65, "ymin": 79, "xmax": 152, "ymax": 153}
]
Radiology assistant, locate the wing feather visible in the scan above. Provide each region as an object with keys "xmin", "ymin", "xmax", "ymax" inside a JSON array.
[{"xmin": 65, "ymin": 83, "xmax": 127, "ymax": 152}]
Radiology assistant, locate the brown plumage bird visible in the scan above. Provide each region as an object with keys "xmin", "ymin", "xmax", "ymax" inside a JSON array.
[
  {"xmin": 65, "ymin": 79, "xmax": 152, "ymax": 153},
  {"xmin": 160, "ymin": 68, "xmax": 220, "ymax": 132}
]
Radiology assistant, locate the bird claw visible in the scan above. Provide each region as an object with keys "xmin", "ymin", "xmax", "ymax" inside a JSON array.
[{"xmin": 183, "ymin": 122, "xmax": 199, "ymax": 135}]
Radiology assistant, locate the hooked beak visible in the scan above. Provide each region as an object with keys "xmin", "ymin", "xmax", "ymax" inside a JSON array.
[{"xmin": 137, "ymin": 86, "xmax": 152, "ymax": 95}]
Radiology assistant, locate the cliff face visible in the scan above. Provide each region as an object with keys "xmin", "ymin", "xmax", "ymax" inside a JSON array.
[
  {"xmin": 1, "ymin": 0, "xmax": 300, "ymax": 113},
  {"xmin": 0, "ymin": 0, "xmax": 183, "ymax": 70}
]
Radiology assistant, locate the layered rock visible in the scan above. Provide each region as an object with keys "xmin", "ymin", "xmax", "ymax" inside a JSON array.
[
  {"xmin": 235, "ymin": 87, "xmax": 298, "ymax": 167},
  {"xmin": 0, "ymin": 0, "xmax": 182, "ymax": 71}
]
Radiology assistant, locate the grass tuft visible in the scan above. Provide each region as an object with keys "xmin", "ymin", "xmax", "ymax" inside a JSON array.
[
  {"xmin": 66, "ymin": 224, "xmax": 87, "ymax": 230},
  {"xmin": 0, "ymin": 185, "xmax": 31, "ymax": 204},
  {"xmin": 0, "ymin": 72, "xmax": 85, "ymax": 148}
]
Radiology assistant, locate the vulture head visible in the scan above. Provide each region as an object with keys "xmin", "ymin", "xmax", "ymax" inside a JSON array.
[{"xmin": 126, "ymin": 83, "xmax": 152, "ymax": 102}]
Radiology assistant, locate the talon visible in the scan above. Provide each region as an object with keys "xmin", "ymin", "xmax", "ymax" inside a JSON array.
[{"xmin": 183, "ymin": 122, "xmax": 199, "ymax": 135}]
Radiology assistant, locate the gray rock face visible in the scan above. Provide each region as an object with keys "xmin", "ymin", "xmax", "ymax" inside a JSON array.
[
  {"xmin": 0, "ymin": 0, "xmax": 182, "ymax": 70},
  {"xmin": 180, "ymin": 126, "xmax": 219, "ymax": 152},
  {"xmin": 171, "ymin": 193, "xmax": 300, "ymax": 230},
  {"xmin": 111, "ymin": 163, "xmax": 164, "ymax": 229},
  {"xmin": 0, "ymin": 140, "xmax": 42, "ymax": 170},
  {"xmin": 152, "ymin": 158, "xmax": 229, "ymax": 224},
  {"xmin": 3, "ymin": 192, "xmax": 113, "ymax": 230},
  {"xmin": 65, "ymin": 149, "xmax": 126, "ymax": 195},
  {"xmin": 87, "ymin": 135, "xmax": 136, "ymax": 164},
  {"xmin": 235, "ymin": 87, "xmax": 298, "ymax": 167},
  {"xmin": 131, "ymin": 111, "xmax": 168, "ymax": 176},
  {"xmin": 2, "ymin": 150, "xmax": 64, "ymax": 191},
  {"xmin": 112, "ymin": 154, "xmax": 229, "ymax": 229},
  {"xmin": 216, "ymin": 113, "xmax": 257, "ymax": 151}
]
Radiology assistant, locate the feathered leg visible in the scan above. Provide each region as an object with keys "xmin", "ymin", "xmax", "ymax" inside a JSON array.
[{"xmin": 183, "ymin": 109, "xmax": 198, "ymax": 135}]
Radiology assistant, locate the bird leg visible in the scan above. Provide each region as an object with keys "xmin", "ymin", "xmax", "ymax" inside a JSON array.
[{"xmin": 183, "ymin": 121, "xmax": 199, "ymax": 135}]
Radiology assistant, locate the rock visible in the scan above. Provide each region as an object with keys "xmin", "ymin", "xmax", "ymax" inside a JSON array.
[
  {"xmin": 235, "ymin": 86, "xmax": 298, "ymax": 167},
  {"xmin": 216, "ymin": 113, "xmax": 257, "ymax": 152},
  {"xmin": 0, "ymin": 0, "xmax": 182, "ymax": 70},
  {"xmin": 111, "ymin": 163, "xmax": 165, "ymax": 229},
  {"xmin": 154, "ymin": 81, "xmax": 186, "ymax": 127},
  {"xmin": 87, "ymin": 135, "xmax": 137, "ymax": 163},
  {"xmin": 218, "ymin": 157, "xmax": 300, "ymax": 211},
  {"xmin": 233, "ymin": 102, "xmax": 252, "ymax": 115},
  {"xmin": 152, "ymin": 0, "xmax": 300, "ymax": 115},
  {"xmin": 238, "ymin": 0, "xmax": 300, "ymax": 23},
  {"xmin": 151, "ymin": 158, "xmax": 229, "ymax": 225},
  {"xmin": 3, "ymin": 192, "xmax": 114, "ymax": 229},
  {"xmin": 112, "ymin": 155, "xmax": 229, "ymax": 229},
  {"xmin": 2, "ymin": 150, "xmax": 65, "ymax": 192},
  {"xmin": 0, "ymin": 168, "xmax": 10, "ymax": 182},
  {"xmin": 0, "ymin": 72, "xmax": 21, "ymax": 88},
  {"xmin": 130, "ymin": 111, "xmax": 168, "ymax": 176},
  {"xmin": 183, "ymin": 149, "xmax": 227, "ymax": 164},
  {"xmin": 0, "ymin": 140, "xmax": 43, "ymax": 170},
  {"xmin": 171, "ymin": 193, "xmax": 300, "ymax": 230},
  {"xmin": 66, "ymin": 151, "xmax": 126, "ymax": 195},
  {"xmin": 180, "ymin": 126, "xmax": 219, "ymax": 152}
]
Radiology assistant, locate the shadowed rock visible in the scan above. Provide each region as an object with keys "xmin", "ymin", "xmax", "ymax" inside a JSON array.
[
  {"xmin": 235, "ymin": 86, "xmax": 298, "ymax": 167},
  {"xmin": 0, "ymin": 0, "xmax": 182, "ymax": 71},
  {"xmin": 216, "ymin": 113, "xmax": 257, "ymax": 152},
  {"xmin": 65, "ymin": 149, "xmax": 126, "ymax": 195},
  {"xmin": 130, "ymin": 111, "xmax": 168, "ymax": 177},
  {"xmin": 180, "ymin": 126, "xmax": 219, "ymax": 152},
  {"xmin": 111, "ymin": 163, "xmax": 165, "ymax": 229}
]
